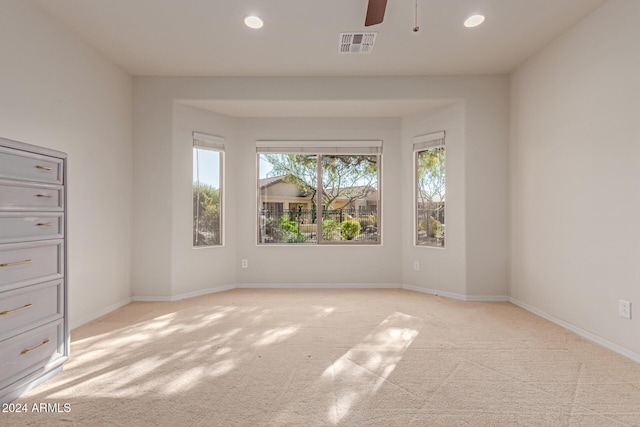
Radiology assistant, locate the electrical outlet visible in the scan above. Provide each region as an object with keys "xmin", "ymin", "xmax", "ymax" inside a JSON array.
[
  {"xmin": 619, "ymin": 300, "xmax": 631, "ymax": 319},
  {"xmin": 241, "ymin": 259, "xmax": 249, "ymax": 269},
  {"xmin": 413, "ymin": 261, "xmax": 420, "ymax": 271}
]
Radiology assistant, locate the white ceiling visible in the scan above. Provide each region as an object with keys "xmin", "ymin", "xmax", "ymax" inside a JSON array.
[
  {"xmin": 35, "ymin": 0, "xmax": 606, "ymax": 77},
  {"xmin": 33, "ymin": 0, "xmax": 605, "ymax": 118}
]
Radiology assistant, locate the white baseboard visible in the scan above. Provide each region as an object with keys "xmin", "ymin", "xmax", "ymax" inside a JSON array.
[
  {"xmin": 132, "ymin": 284, "xmax": 236, "ymax": 302},
  {"xmin": 70, "ymin": 296, "xmax": 132, "ymax": 331},
  {"xmin": 238, "ymin": 282, "xmax": 403, "ymax": 289},
  {"xmin": 402, "ymin": 284, "xmax": 509, "ymax": 302},
  {"xmin": 133, "ymin": 283, "xmax": 401, "ymax": 301},
  {"xmin": 466, "ymin": 294, "xmax": 510, "ymax": 302},
  {"xmin": 130, "ymin": 295, "xmax": 170, "ymax": 302},
  {"xmin": 509, "ymin": 297, "xmax": 640, "ymax": 364}
]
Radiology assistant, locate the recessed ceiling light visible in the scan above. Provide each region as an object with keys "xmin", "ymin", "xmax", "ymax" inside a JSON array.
[
  {"xmin": 464, "ymin": 14, "xmax": 485, "ymax": 28},
  {"xmin": 244, "ymin": 15, "xmax": 264, "ymax": 29}
]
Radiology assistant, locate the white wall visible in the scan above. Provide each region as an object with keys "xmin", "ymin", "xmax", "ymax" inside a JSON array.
[
  {"xmin": 401, "ymin": 87, "xmax": 508, "ymax": 301},
  {"xmin": 171, "ymin": 103, "xmax": 237, "ymax": 296},
  {"xmin": 465, "ymin": 80, "xmax": 509, "ymax": 298},
  {"xmin": 0, "ymin": 1, "xmax": 134, "ymax": 327},
  {"xmin": 133, "ymin": 76, "xmax": 508, "ymax": 298},
  {"xmin": 132, "ymin": 83, "xmax": 173, "ymax": 298},
  {"xmin": 402, "ymin": 103, "xmax": 467, "ymax": 297},
  {"xmin": 236, "ymin": 117, "xmax": 403, "ymax": 286},
  {"xmin": 510, "ymin": 0, "xmax": 640, "ymax": 355}
]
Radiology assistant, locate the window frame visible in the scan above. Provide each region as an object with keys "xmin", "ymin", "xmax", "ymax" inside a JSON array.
[
  {"xmin": 193, "ymin": 132, "xmax": 225, "ymax": 248},
  {"xmin": 256, "ymin": 141, "xmax": 382, "ymax": 246},
  {"xmin": 413, "ymin": 131, "xmax": 446, "ymax": 249}
]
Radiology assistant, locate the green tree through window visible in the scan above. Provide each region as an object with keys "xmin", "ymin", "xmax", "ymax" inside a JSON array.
[
  {"xmin": 258, "ymin": 145, "xmax": 381, "ymax": 245},
  {"xmin": 193, "ymin": 139, "xmax": 223, "ymax": 247},
  {"xmin": 415, "ymin": 133, "xmax": 445, "ymax": 247}
]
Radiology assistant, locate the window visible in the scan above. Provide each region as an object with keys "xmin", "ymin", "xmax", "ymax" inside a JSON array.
[
  {"xmin": 414, "ymin": 132, "xmax": 445, "ymax": 247},
  {"xmin": 257, "ymin": 141, "xmax": 382, "ymax": 245},
  {"xmin": 193, "ymin": 132, "xmax": 224, "ymax": 247}
]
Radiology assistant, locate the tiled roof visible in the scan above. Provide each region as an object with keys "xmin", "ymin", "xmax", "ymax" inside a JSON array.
[{"xmin": 258, "ymin": 175, "xmax": 287, "ymax": 188}]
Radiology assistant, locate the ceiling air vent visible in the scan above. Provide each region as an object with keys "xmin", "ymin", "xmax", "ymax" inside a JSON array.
[{"xmin": 338, "ymin": 32, "xmax": 377, "ymax": 54}]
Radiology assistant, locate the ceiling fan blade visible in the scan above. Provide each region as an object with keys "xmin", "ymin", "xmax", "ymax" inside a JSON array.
[{"xmin": 365, "ymin": 0, "xmax": 387, "ymax": 26}]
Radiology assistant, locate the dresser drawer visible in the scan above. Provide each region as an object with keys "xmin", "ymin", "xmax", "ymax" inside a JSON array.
[
  {"xmin": 0, "ymin": 241, "xmax": 64, "ymax": 290},
  {"xmin": 0, "ymin": 280, "xmax": 64, "ymax": 342},
  {"xmin": 0, "ymin": 147, "xmax": 63, "ymax": 185},
  {"xmin": 0, "ymin": 213, "xmax": 64, "ymax": 244},
  {"xmin": 0, "ymin": 320, "xmax": 64, "ymax": 390},
  {"xmin": 0, "ymin": 181, "xmax": 63, "ymax": 211}
]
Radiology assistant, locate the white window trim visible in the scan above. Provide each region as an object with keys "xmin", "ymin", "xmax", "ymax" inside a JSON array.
[
  {"xmin": 256, "ymin": 140, "xmax": 383, "ymax": 246},
  {"xmin": 413, "ymin": 131, "xmax": 446, "ymax": 249},
  {"xmin": 412, "ymin": 131, "xmax": 445, "ymax": 152},
  {"xmin": 193, "ymin": 131, "xmax": 225, "ymax": 248},
  {"xmin": 256, "ymin": 140, "xmax": 382, "ymax": 155},
  {"xmin": 194, "ymin": 132, "xmax": 225, "ymax": 150}
]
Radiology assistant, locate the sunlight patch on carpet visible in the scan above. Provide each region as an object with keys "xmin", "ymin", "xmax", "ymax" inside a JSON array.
[
  {"xmin": 252, "ymin": 326, "xmax": 300, "ymax": 347},
  {"xmin": 323, "ymin": 311, "xmax": 423, "ymax": 423}
]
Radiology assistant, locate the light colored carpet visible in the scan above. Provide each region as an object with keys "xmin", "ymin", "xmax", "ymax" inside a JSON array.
[{"xmin": 5, "ymin": 289, "xmax": 640, "ymax": 426}]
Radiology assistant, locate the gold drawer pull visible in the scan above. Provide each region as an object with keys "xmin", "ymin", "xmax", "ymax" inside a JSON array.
[
  {"xmin": 0, "ymin": 303, "xmax": 33, "ymax": 316},
  {"xmin": 21, "ymin": 339, "xmax": 50, "ymax": 355},
  {"xmin": 36, "ymin": 194, "xmax": 52, "ymax": 198},
  {"xmin": 0, "ymin": 260, "xmax": 33, "ymax": 267},
  {"xmin": 36, "ymin": 222, "xmax": 53, "ymax": 227},
  {"xmin": 35, "ymin": 165, "xmax": 53, "ymax": 171}
]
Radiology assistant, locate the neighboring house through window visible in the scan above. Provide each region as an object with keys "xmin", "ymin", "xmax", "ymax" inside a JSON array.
[{"xmin": 257, "ymin": 140, "xmax": 382, "ymax": 245}]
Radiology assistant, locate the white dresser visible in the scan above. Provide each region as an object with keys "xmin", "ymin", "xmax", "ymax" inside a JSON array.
[{"xmin": 0, "ymin": 137, "xmax": 68, "ymax": 403}]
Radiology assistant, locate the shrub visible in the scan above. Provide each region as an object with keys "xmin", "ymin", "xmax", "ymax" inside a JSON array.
[
  {"xmin": 262, "ymin": 216, "xmax": 281, "ymax": 242},
  {"xmin": 280, "ymin": 216, "xmax": 306, "ymax": 243},
  {"xmin": 417, "ymin": 216, "xmax": 427, "ymax": 232},
  {"xmin": 193, "ymin": 184, "xmax": 220, "ymax": 245},
  {"xmin": 429, "ymin": 216, "xmax": 442, "ymax": 238},
  {"xmin": 358, "ymin": 214, "xmax": 376, "ymax": 230},
  {"xmin": 322, "ymin": 219, "xmax": 340, "ymax": 241},
  {"xmin": 341, "ymin": 220, "xmax": 361, "ymax": 241},
  {"xmin": 286, "ymin": 232, "xmax": 306, "ymax": 243}
]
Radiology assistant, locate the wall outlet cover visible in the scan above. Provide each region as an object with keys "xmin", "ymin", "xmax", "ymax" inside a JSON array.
[{"xmin": 619, "ymin": 300, "xmax": 631, "ymax": 319}]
